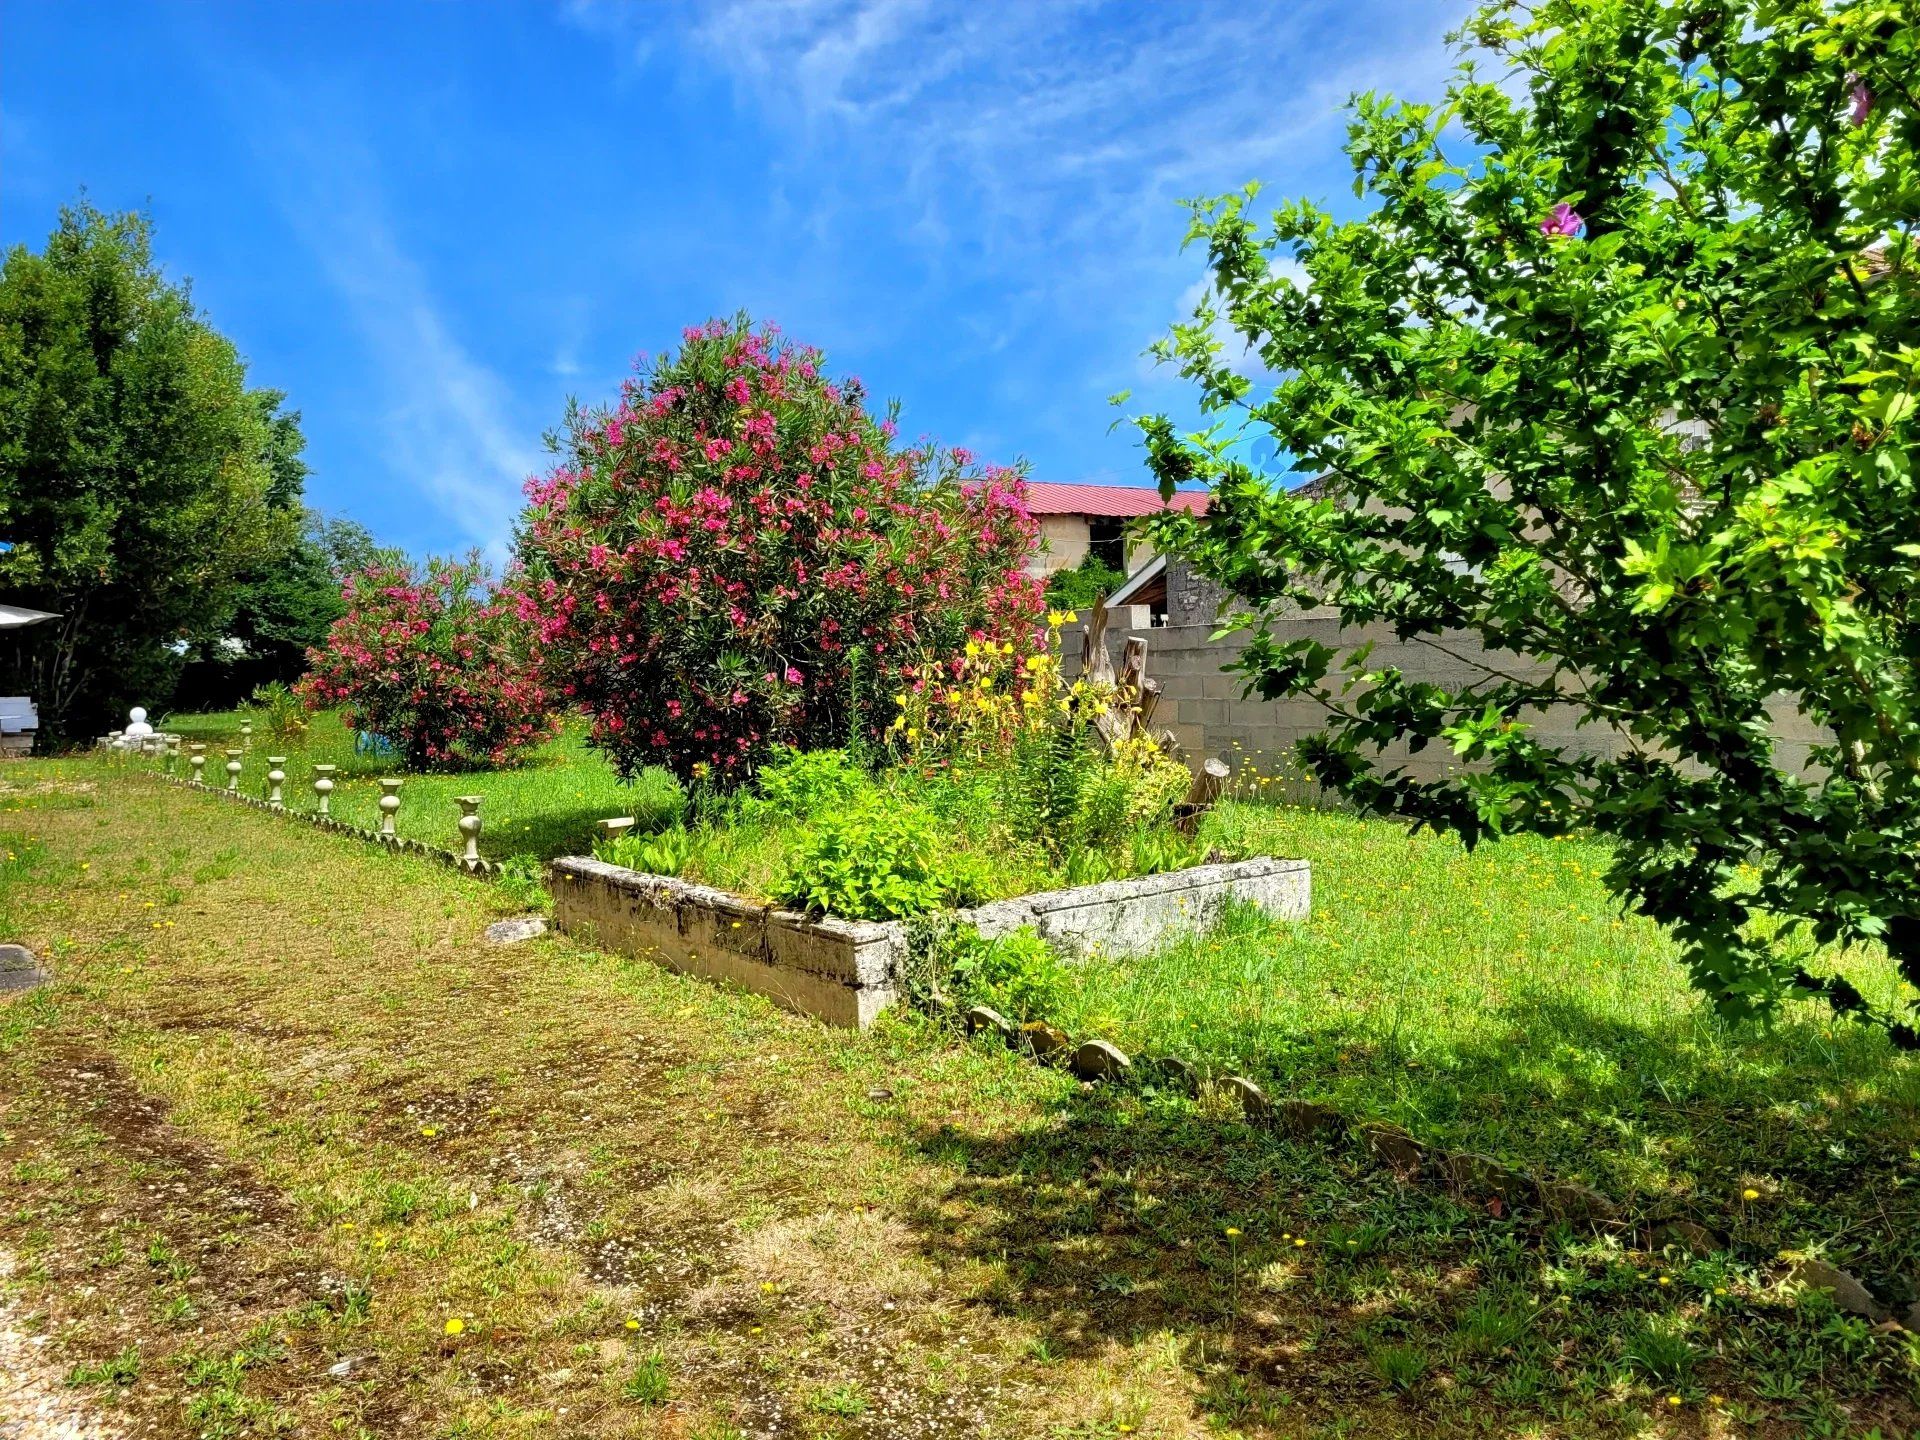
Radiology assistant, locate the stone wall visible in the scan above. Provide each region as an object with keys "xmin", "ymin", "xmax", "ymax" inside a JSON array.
[
  {"xmin": 549, "ymin": 855, "xmax": 1312, "ymax": 1029},
  {"xmin": 1070, "ymin": 613, "xmax": 1831, "ymax": 790}
]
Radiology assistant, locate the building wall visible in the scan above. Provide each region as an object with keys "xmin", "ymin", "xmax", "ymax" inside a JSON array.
[
  {"xmin": 1031, "ymin": 515, "xmax": 1090, "ymax": 575},
  {"xmin": 1067, "ymin": 613, "xmax": 1830, "ymax": 793},
  {"xmin": 1030, "ymin": 515, "xmax": 1162, "ymax": 577}
]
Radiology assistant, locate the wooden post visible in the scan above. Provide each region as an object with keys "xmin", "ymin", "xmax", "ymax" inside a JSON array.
[{"xmin": 1174, "ymin": 757, "xmax": 1231, "ymax": 835}]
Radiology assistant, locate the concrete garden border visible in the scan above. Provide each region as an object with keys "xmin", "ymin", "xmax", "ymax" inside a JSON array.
[{"xmin": 547, "ymin": 854, "xmax": 1311, "ymax": 1029}]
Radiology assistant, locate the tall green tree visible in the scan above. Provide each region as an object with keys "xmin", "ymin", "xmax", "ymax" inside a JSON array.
[
  {"xmin": 1141, "ymin": 1, "xmax": 1920, "ymax": 1045},
  {"xmin": 0, "ymin": 200, "xmax": 299, "ymax": 742}
]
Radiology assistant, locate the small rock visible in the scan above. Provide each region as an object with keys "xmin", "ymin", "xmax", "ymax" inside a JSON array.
[
  {"xmin": 1070, "ymin": 1039, "xmax": 1132, "ymax": 1083},
  {"xmin": 865, "ymin": 1087, "xmax": 894, "ymax": 1101},
  {"xmin": 1537, "ymin": 1179, "xmax": 1618, "ymax": 1226},
  {"xmin": 1151, "ymin": 1055, "xmax": 1199, "ymax": 1095},
  {"xmin": 964, "ymin": 1005, "xmax": 1016, "ymax": 1044},
  {"xmin": 0, "ymin": 942, "xmax": 45, "ymax": 992},
  {"xmin": 1222, "ymin": 1075, "xmax": 1271, "ymax": 1121},
  {"xmin": 1442, "ymin": 1151, "xmax": 1529, "ymax": 1202},
  {"xmin": 326, "ymin": 1357, "xmax": 357, "ymax": 1377},
  {"xmin": 1278, "ymin": 1100, "xmax": 1345, "ymax": 1139},
  {"xmin": 484, "ymin": 916, "xmax": 548, "ymax": 946},
  {"xmin": 1363, "ymin": 1124, "xmax": 1426, "ymax": 1179},
  {"xmin": 1020, "ymin": 1022, "xmax": 1071, "ymax": 1060},
  {"xmin": 1652, "ymin": 1219, "xmax": 1723, "ymax": 1257},
  {"xmin": 1791, "ymin": 1259, "xmax": 1887, "ymax": 1321}
]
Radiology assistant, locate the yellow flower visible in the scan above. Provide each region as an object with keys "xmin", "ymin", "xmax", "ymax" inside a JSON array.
[
  {"xmin": 420, "ymin": 1125, "xmax": 438, "ymax": 1137},
  {"xmin": 1741, "ymin": 1187, "xmax": 1759, "ymax": 1201},
  {"xmin": 1064, "ymin": 610, "xmax": 1079, "ymax": 623},
  {"xmin": 1666, "ymin": 1395, "xmax": 1682, "ymax": 1407},
  {"xmin": 1046, "ymin": 609, "xmax": 1066, "ymax": 627},
  {"xmin": 1223, "ymin": 1226, "xmax": 1241, "ymax": 1238},
  {"xmin": 624, "ymin": 1318, "xmax": 640, "ymax": 1331},
  {"xmin": 444, "ymin": 1317, "xmax": 465, "ymax": 1336},
  {"xmin": 893, "ymin": 692, "xmax": 908, "ymax": 707},
  {"xmin": 965, "ymin": 640, "xmax": 981, "ymax": 657}
]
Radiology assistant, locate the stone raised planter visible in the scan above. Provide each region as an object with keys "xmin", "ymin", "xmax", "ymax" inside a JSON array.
[{"xmin": 547, "ymin": 854, "xmax": 1310, "ymax": 1029}]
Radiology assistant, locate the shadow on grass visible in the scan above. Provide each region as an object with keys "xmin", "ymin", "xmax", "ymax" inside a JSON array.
[{"xmin": 885, "ymin": 1000, "xmax": 1920, "ymax": 1434}]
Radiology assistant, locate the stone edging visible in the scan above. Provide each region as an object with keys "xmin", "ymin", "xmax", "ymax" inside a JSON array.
[
  {"xmin": 958, "ymin": 1005, "xmax": 1913, "ymax": 1323},
  {"xmin": 145, "ymin": 772, "xmax": 502, "ymax": 877}
]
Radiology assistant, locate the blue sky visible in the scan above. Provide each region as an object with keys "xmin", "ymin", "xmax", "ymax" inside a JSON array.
[{"xmin": 3, "ymin": 0, "xmax": 1471, "ymax": 561}]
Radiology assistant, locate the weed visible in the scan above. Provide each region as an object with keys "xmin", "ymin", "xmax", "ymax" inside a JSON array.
[
  {"xmin": 67, "ymin": 1343, "xmax": 141, "ymax": 1387},
  {"xmin": 806, "ymin": 1381, "xmax": 870, "ymax": 1417},
  {"xmin": 621, "ymin": 1352, "xmax": 670, "ymax": 1404}
]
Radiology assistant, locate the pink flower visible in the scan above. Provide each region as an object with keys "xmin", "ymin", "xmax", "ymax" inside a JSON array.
[
  {"xmin": 1848, "ymin": 72, "xmax": 1874, "ymax": 126},
  {"xmin": 1539, "ymin": 202, "xmax": 1584, "ymax": 238}
]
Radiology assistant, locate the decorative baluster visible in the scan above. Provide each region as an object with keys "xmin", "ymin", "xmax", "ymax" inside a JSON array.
[
  {"xmin": 164, "ymin": 735, "xmax": 181, "ymax": 775},
  {"xmin": 188, "ymin": 744, "xmax": 207, "ymax": 784},
  {"xmin": 312, "ymin": 764, "xmax": 336, "ymax": 816},
  {"xmin": 377, "ymin": 778, "xmax": 402, "ymax": 839},
  {"xmin": 240, "ymin": 720, "xmax": 253, "ymax": 752},
  {"xmin": 266, "ymin": 756, "xmax": 287, "ymax": 809},
  {"xmin": 225, "ymin": 748, "xmax": 243, "ymax": 792},
  {"xmin": 455, "ymin": 796, "xmax": 483, "ymax": 869}
]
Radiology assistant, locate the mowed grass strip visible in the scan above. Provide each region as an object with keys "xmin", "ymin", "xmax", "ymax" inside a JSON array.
[
  {"xmin": 2, "ymin": 761, "xmax": 1916, "ymax": 1438},
  {"xmin": 1057, "ymin": 803, "xmax": 1920, "ymax": 1280}
]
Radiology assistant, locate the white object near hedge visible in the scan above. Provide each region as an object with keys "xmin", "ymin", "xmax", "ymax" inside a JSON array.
[
  {"xmin": 313, "ymin": 764, "xmax": 336, "ymax": 816},
  {"xmin": 225, "ymin": 749, "xmax": 243, "ymax": 791},
  {"xmin": 188, "ymin": 744, "xmax": 206, "ymax": 783},
  {"xmin": 377, "ymin": 778, "xmax": 402, "ymax": 838},
  {"xmin": 455, "ymin": 795, "xmax": 483, "ymax": 868},
  {"xmin": 266, "ymin": 756, "xmax": 287, "ymax": 809}
]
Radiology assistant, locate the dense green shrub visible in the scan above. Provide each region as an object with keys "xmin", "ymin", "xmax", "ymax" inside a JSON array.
[
  {"xmin": 947, "ymin": 926, "xmax": 1070, "ymax": 1023},
  {"xmin": 743, "ymin": 747, "xmax": 868, "ymax": 820},
  {"xmin": 1042, "ymin": 555, "xmax": 1125, "ymax": 612},
  {"xmin": 771, "ymin": 802, "xmax": 988, "ymax": 921}
]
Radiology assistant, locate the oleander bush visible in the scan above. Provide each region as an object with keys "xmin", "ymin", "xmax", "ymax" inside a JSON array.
[
  {"xmin": 514, "ymin": 316, "xmax": 1046, "ymax": 784},
  {"xmin": 297, "ymin": 553, "xmax": 554, "ymax": 769}
]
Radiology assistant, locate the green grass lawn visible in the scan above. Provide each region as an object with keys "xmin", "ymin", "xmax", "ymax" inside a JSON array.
[
  {"xmin": 5, "ymin": 758, "xmax": 1919, "ymax": 1437},
  {"xmin": 1050, "ymin": 802, "xmax": 1920, "ymax": 1292},
  {"xmin": 138, "ymin": 708, "xmax": 1920, "ymax": 1307},
  {"xmin": 145, "ymin": 709, "xmax": 682, "ymax": 862}
]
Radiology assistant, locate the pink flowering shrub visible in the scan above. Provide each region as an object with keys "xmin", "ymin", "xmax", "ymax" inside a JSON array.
[
  {"xmin": 297, "ymin": 554, "xmax": 555, "ymax": 769},
  {"xmin": 514, "ymin": 317, "xmax": 1044, "ymax": 781}
]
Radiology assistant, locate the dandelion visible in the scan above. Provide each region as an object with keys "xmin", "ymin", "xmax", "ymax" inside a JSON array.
[
  {"xmin": 1666, "ymin": 1395, "xmax": 1682, "ymax": 1407},
  {"xmin": 420, "ymin": 1125, "xmax": 439, "ymax": 1137},
  {"xmin": 444, "ymin": 1317, "xmax": 465, "ymax": 1336},
  {"xmin": 624, "ymin": 1318, "xmax": 640, "ymax": 1331},
  {"xmin": 1224, "ymin": 1226, "xmax": 1241, "ymax": 1238}
]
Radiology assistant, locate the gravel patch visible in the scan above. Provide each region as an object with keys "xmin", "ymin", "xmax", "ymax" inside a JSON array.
[{"xmin": 0, "ymin": 1252, "xmax": 124, "ymax": 1440}]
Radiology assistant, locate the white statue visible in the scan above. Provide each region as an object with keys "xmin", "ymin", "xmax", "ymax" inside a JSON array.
[{"xmin": 121, "ymin": 706, "xmax": 154, "ymax": 748}]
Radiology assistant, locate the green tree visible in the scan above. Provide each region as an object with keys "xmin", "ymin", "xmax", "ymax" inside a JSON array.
[
  {"xmin": 0, "ymin": 200, "xmax": 299, "ymax": 742},
  {"xmin": 1141, "ymin": 0, "xmax": 1920, "ymax": 1046},
  {"xmin": 174, "ymin": 507, "xmax": 394, "ymax": 711}
]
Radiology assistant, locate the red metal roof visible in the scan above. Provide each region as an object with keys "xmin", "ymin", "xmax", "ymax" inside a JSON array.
[{"xmin": 1023, "ymin": 482, "xmax": 1210, "ymax": 518}]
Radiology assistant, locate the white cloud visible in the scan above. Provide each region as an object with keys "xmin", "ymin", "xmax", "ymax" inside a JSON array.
[{"xmin": 246, "ymin": 130, "xmax": 541, "ymax": 564}]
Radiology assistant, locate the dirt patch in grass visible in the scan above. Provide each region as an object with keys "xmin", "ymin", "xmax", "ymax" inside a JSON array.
[{"xmin": 3, "ymin": 760, "xmax": 1917, "ymax": 1439}]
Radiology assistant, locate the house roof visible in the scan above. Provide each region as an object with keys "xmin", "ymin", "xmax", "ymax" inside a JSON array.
[
  {"xmin": 1024, "ymin": 482, "xmax": 1209, "ymax": 518},
  {"xmin": 1104, "ymin": 553, "xmax": 1167, "ymax": 608}
]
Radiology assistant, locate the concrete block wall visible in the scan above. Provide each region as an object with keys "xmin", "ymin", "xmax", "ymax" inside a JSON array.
[{"xmin": 1069, "ymin": 614, "xmax": 1829, "ymax": 789}]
